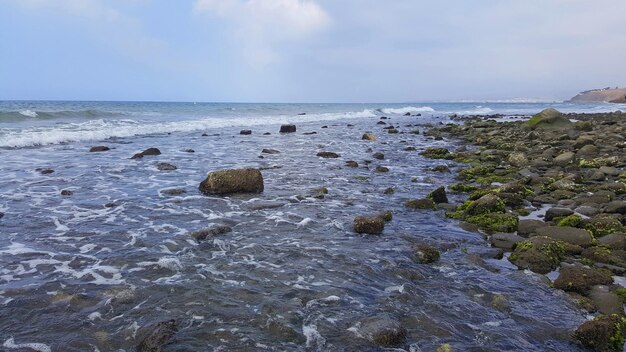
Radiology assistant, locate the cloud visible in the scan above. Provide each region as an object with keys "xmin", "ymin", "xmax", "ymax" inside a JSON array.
[{"xmin": 194, "ymin": 0, "xmax": 330, "ymax": 65}]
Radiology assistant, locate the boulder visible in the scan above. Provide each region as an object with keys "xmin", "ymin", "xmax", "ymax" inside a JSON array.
[
  {"xmin": 372, "ymin": 152, "xmax": 384, "ymax": 160},
  {"xmin": 534, "ymin": 226, "xmax": 593, "ymax": 247},
  {"xmin": 553, "ymin": 152, "xmax": 575, "ymax": 166},
  {"xmin": 279, "ymin": 124, "xmax": 296, "ymax": 133},
  {"xmin": 554, "ymin": 266, "xmax": 613, "ymax": 294},
  {"xmin": 465, "ymin": 194, "xmax": 505, "ymax": 216},
  {"xmin": 89, "ymin": 146, "xmax": 110, "ymax": 152},
  {"xmin": 199, "ymin": 168, "xmax": 264, "ymax": 195},
  {"xmin": 317, "ymin": 151, "xmax": 340, "ymax": 158},
  {"xmin": 136, "ymin": 319, "xmax": 178, "ymax": 352},
  {"xmin": 508, "ymin": 152, "xmax": 528, "ymax": 167},
  {"xmin": 604, "ymin": 201, "xmax": 626, "ymax": 215},
  {"xmin": 353, "ymin": 216, "xmax": 384, "ymax": 235},
  {"xmin": 574, "ymin": 314, "xmax": 626, "ymax": 352},
  {"xmin": 428, "ymin": 186, "xmax": 449, "ymax": 204},
  {"xmin": 508, "ymin": 236, "xmax": 564, "ymax": 274},
  {"xmin": 491, "ymin": 233, "xmax": 525, "ymax": 250},
  {"xmin": 131, "ymin": 148, "xmax": 161, "ymax": 159},
  {"xmin": 517, "ymin": 219, "xmax": 547, "ymax": 237},
  {"xmin": 405, "ymin": 198, "xmax": 436, "ymax": 210},
  {"xmin": 261, "ymin": 148, "xmax": 280, "ymax": 154},
  {"xmin": 190, "ymin": 225, "xmax": 232, "ymax": 241},
  {"xmin": 240, "ymin": 130, "xmax": 252, "ymax": 135},
  {"xmin": 412, "ymin": 244, "xmax": 440, "ymax": 264},
  {"xmin": 362, "ymin": 133, "xmax": 377, "ymax": 141},
  {"xmin": 545, "ymin": 207, "xmax": 575, "ymax": 221},
  {"xmin": 360, "ymin": 315, "xmax": 406, "ymax": 347},
  {"xmin": 345, "ymin": 160, "xmax": 358, "ymax": 168},
  {"xmin": 526, "ymin": 108, "xmax": 572, "ymax": 129},
  {"xmin": 375, "ymin": 166, "xmax": 389, "ymax": 173},
  {"xmin": 156, "ymin": 162, "xmax": 177, "ymax": 171},
  {"xmin": 586, "ymin": 214, "xmax": 624, "ymax": 237},
  {"xmin": 598, "ymin": 233, "xmax": 626, "ymax": 250}
]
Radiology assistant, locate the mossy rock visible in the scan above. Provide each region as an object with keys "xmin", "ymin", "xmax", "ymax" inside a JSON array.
[
  {"xmin": 526, "ymin": 108, "xmax": 572, "ymax": 129},
  {"xmin": 508, "ymin": 236, "xmax": 564, "ymax": 274},
  {"xmin": 574, "ymin": 314, "xmax": 626, "ymax": 352},
  {"xmin": 199, "ymin": 168, "xmax": 264, "ymax": 195},
  {"xmin": 557, "ymin": 214, "xmax": 583, "ymax": 228},
  {"xmin": 412, "ymin": 244, "xmax": 441, "ymax": 264},
  {"xmin": 450, "ymin": 183, "xmax": 478, "ymax": 193},
  {"xmin": 353, "ymin": 216, "xmax": 385, "ymax": 235},
  {"xmin": 554, "ymin": 266, "xmax": 613, "ymax": 294},
  {"xmin": 457, "ymin": 164, "xmax": 496, "ymax": 181},
  {"xmin": 464, "ymin": 194, "xmax": 506, "ymax": 216},
  {"xmin": 405, "ymin": 198, "xmax": 437, "ymax": 210},
  {"xmin": 586, "ymin": 214, "xmax": 624, "ymax": 237},
  {"xmin": 465, "ymin": 212, "xmax": 518, "ymax": 233},
  {"xmin": 420, "ymin": 147, "xmax": 451, "ymax": 159}
]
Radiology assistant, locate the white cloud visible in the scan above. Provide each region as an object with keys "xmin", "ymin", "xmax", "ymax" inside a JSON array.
[{"xmin": 194, "ymin": 0, "xmax": 330, "ymax": 65}]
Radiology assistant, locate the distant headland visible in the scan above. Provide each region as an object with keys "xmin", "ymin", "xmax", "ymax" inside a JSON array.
[{"xmin": 568, "ymin": 86, "xmax": 626, "ymax": 103}]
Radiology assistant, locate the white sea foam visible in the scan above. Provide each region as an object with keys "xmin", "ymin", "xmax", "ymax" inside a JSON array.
[
  {"xmin": 19, "ymin": 110, "xmax": 38, "ymax": 118},
  {"xmin": 380, "ymin": 106, "xmax": 434, "ymax": 114},
  {"xmin": 3, "ymin": 338, "xmax": 51, "ymax": 352}
]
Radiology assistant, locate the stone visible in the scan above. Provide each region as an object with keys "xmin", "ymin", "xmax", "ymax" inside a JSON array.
[
  {"xmin": 413, "ymin": 244, "xmax": 440, "ymax": 263},
  {"xmin": 39, "ymin": 169, "xmax": 54, "ymax": 174},
  {"xmin": 131, "ymin": 148, "xmax": 161, "ymax": 159},
  {"xmin": 375, "ymin": 166, "xmax": 389, "ymax": 173},
  {"xmin": 61, "ymin": 190, "xmax": 73, "ymax": 196},
  {"xmin": 353, "ymin": 216, "xmax": 385, "ymax": 235},
  {"xmin": 261, "ymin": 148, "xmax": 280, "ymax": 154},
  {"xmin": 508, "ymin": 152, "xmax": 528, "ymax": 167},
  {"xmin": 136, "ymin": 319, "xmax": 178, "ymax": 352},
  {"xmin": 491, "ymin": 233, "xmax": 525, "ymax": 250},
  {"xmin": 534, "ymin": 226, "xmax": 593, "ymax": 247},
  {"xmin": 317, "ymin": 151, "xmax": 340, "ymax": 158},
  {"xmin": 465, "ymin": 194, "xmax": 505, "ymax": 216},
  {"xmin": 279, "ymin": 124, "xmax": 296, "ymax": 133},
  {"xmin": 345, "ymin": 160, "xmax": 358, "ymax": 168},
  {"xmin": 372, "ymin": 152, "xmax": 384, "ymax": 160},
  {"xmin": 604, "ymin": 201, "xmax": 626, "ymax": 214},
  {"xmin": 405, "ymin": 198, "xmax": 436, "ymax": 210},
  {"xmin": 156, "ymin": 162, "xmax": 177, "ymax": 171},
  {"xmin": 89, "ymin": 146, "xmax": 110, "ymax": 152},
  {"xmin": 428, "ymin": 186, "xmax": 449, "ymax": 204},
  {"xmin": 554, "ymin": 265, "xmax": 613, "ymax": 294},
  {"xmin": 545, "ymin": 207, "xmax": 575, "ymax": 221},
  {"xmin": 508, "ymin": 236, "xmax": 564, "ymax": 274},
  {"xmin": 360, "ymin": 315, "xmax": 407, "ymax": 347},
  {"xmin": 526, "ymin": 108, "xmax": 572, "ymax": 129},
  {"xmin": 432, "ymin": 165, "xmax": 450, "ymax": 173},
  {"xmin": 586, "ymin": 214, "xmax": 624, "ymax": 237},
  {"xmin": 574, "ymin": 314, "xmax": 626, "ymax": 352},
  {"xmin": 240, "ymin": 130, "xmax": 252, "ymax": 135},
  {"xmin": 576, "ymin": 144, "xmax": 599, "ymax": 157},
  {"xmin": 199, "ymin": 168, "xmax": 264, "ymax": 195},
  {"xmin": 589, "ymin": 286, "xmax": 623, "ymax": 315},
  {"xmin": 517, "ymin": 219, "xmax": 547, "ymax": 237},
  {"xmin": 362, "ymin": 133, "xmax": 377, "ymax": 141},
  {"xmin": 598, "ymin": 233, "xmax": 626, "ymax": 250},
  {"xmin": 190, "ymin": 225, "xmax": 232, "ymax": 241},
  {"xmin": 553, "ymin": 152, "xmax": 575, "ymax": 166},
  {"xmin": 160, "ymin": 188, "xmax": 186, "ymax": 196}
]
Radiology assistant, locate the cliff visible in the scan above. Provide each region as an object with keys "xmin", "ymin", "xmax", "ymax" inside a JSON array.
[{"xmin": 569, "ymin": 87, "xmax": 626, "ymax": 103}]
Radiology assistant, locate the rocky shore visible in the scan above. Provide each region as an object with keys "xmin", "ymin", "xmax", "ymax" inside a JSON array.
[{"xmin": 420, "ymin": 109, "xmax": 626, "ymax": 351}]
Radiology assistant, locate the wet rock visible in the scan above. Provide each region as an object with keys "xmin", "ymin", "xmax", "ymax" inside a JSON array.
[
  {"xmin": 39, "ymin": 168, "xmax": 54, "ymax": 175},
  {"xmin": 160, "ymin": 188, "xmax": 186, "ymax": 196},
  {"xmin": 508, "ymin": 236, "xmax": 564, "ymax": 274},
  {"xmin": 534, "ymin": 226, "xmax": 593, "ymax": 247},
  {"xmin": 89, "ymin": 146, "xmax": 110, "ymax": 152},
  {"xmin": 136, "ymin": 319, "xmax": 178, "ymax": 352},
  {"xmin": 517, "ymin": 219, "xmax": 547, "ymax": 237},
  {"xmin": 545, "ymin": 207, "xmax": 575, "ymax": 221},
  {"xmin": 575, "ymin": 205, "xmax": 601, "ymax": 217},
  {"xmin": 190, "ymin": 225, "xmax": 232, "ymax": 241},
  {"xmin": 599, "ymin": 166, "xmax": 620, "ymax": 176},
  {"xmin": 131, "ymin": 148, "xmax": 161, "ymax": 159},
  {"xmin": 586, "ymin": 214, "xmax": 624, "ymax": 237},
  {"xmin": 353, "ymin": 216, "xmax": 384, "ymax": 235},
  {"xmin": 465, "ymin": 194, "xmax": 505, "ymax": 216},
  {"xmin": 554, "ymin": 266, "xmax": 613, "ymax": 294},
  {"xmin": 589, "ymin": 286, "xmax": 623, "ymax": 315},
  {"xmin": 413, "ymin": 244, "xmax": 440, "ymax": 264},
  {"xmin": 345, "ymin": 160, "xmax": 359, "ymax": 168},
  {"xmin": 182, "ymin": 149, "xmax": 195, "ymax": 153},
  {"xmin": 554, "ymin": 152, "xmax": 575, "ymax": 166},
  {"xmin": 372, "ymin": 152, "xmax": 384, "ymax": 160},
  {"xmin": 375, "ymin": 166, "xmax": 389, "ymax": 173},
  {"xmin": 419, "ymin": 147, "xmax": 450, "ymax": 159},
  {"xmin": 405, "ymin": 198, "xmax": 436, "ymax": 210},
  {"xmin": 242, "ymin": 200, "xmax": 287, "ymax": 211},
  {"xmin": 199, "ymin": 168, "xmax": 264, "ymax": 195},
  {"xmin": 156, "ymin": 162, "xmax": 177, "ymax": 171},
  {"xmin": 604, "ymin": 201, "xmax": 626, "ymax": 215},
  {"xmin": 362, "ymin": 133, "xmax": 377, "ymax": 141},
  {"xmin": 432, "ymin": 165, "xmax": 451, "ymax": 173},
  {"xmin": 279, "ymin": 124, "xmax": 296, "ymax": 133},
  {"xmin": 261, "ymin": 148, "xmax": 280, "ymax": 154},
  {"xmin": 574, "ymin": 314, "xmax": 626, "ymax": 352},
  {"xmin": 428, "ymin": 186, "xmax": 449, "ymax": 204},
  {"xmin": 266, "ymin": 319, "xmax": 304, "ymax": 343},
  {"xmin": 383, "ymin": 187, "xmax": 395, "ymax": 195},
  {"xmin": 302, "ymin": 131, "xmax": 317, "ymax": 135},
  {"xmin": 491, "ymin": 233, "xmax": 525, "ymax": 250},
  {"xmin": 360, "ymin": 315, "xmax": 407, "ymax": 347},
  {"xmin": 61, "ymin": 190, "xmax": 73, "ymax": 196},
  {"xmin": 317, "ymin": 151, "xmax": 340, "ymax": 158},
  {"xmin": 240, "ymin": 130, "xmax": 252, "ymax": 135},
  {"xmin": 526, "ymin": 108, "xmax": 572, "ymax": 129},
  {"xmin": 598, "ymin": 233, "xmax": 626, "ymax": 250}
]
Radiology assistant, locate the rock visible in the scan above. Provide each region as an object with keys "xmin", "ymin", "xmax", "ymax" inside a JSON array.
[
  {"xmin": 39, "ymin": 169, "xmax": 54, "ymax": 175},
  {"xmin": 491, "ymin": 233, "xmax": 525, "ymax": 250},
  {"xmin": 190, "ymin": 225, "xmax": 232, "ymax": 241},
  {"xmin": 428, "ymin": 186, "xmax": 449, "ymax": 204},
  {"xmin": 131, "ymin": 148, "xmax": 161, "ymax": 159},
  {"xmin": 605, "ymin": 201, "xmax": 626, "ymax": 215},
  {"xmin": 360, "ymin": 315, "xmax": 407, "ymax": 347},
  {"xmin": 375, "ymin": 166, "xmax": 389, "ymax": 173},
  {"xmin": 61, "ymin": 190, "xmax": 73, "ymax": 196},
  {"xmin": 161, "ymin": 188, "xmax": 186, "ymax": 196},
  {"xmin": 362, "ymin": 133, "xmax": 377, "ymax": 141},
  {"xmin": 545, "ymin": 207, "xmax": 575, "ymax": 221},
  {"xmin": 589, "ymin": 286, "xmax": 623, "ymax": 315},
  {"xmin": 554, "ymin": 266, "xmax": 613, "ymax": 294},
  {"xmin": 574, "ymin": 314, "xmax": 626, "ymax": 352},
  {"xmin": 279, "ymin": 124, "xmax": 296, "ymax": 133},
  {"xmin": 261, "ymin": 148, "xmax": 280, "ymax": 154},
  {"xmin": 526, "ymin": 108, "xmax": 572, "ymax": 129},
  {"xmin": 574, "ymin": 136, "xmax": 595, "ymax": 148},
  {"xmin": 240, "ymin": 130, "xmax": 252, "ymax": 135},
  {"xmin": 575, "ymin": 205, "xmax": 601, "ymax": 217},
  {"xmin": 599, "ymin": 166, "xmax": 620, "ymax": 176},
  {"xmin": 432, "ymin": 165, "xmax": 450, "ymax": 173},
  {"xmin": 554, "ymin": 152, "xmax": 575, "ymax": 166},
  {"xmin": 387, "ymin": 128, "xmax": 399, "ymax": 134},
  {"xmin": 517, "ymin": 219, "xmax": 547, "ymax": 237},
  {"xmin": 598, "ymin": 233, "xmax": 626, "ymax": 250},
  {"xmin": 534, "ymin": 226, "xmax": 593, "ymax": 247},
  {"xmin": 156, "ymin": 162, "xmax": 177, "ymax": 171},
  {"xmin": 405, "ymin": 198, "xmax": 436, "ymax": 210},
  {"xmin": 577, "ymin": 144, "xmax": 599, "ymax": 157},
  {"xmin": 464, "ymin": 213, "xmax": 519, "ymax": 233},
  {"xmin": 317, "ymin": 151, "xmax": 340, "ymax": 158},
  {"xmin": 465, "ymin": 194, "xmax": 505, "ymax": 216},
  {"xmin": 302, "ymin": 131, "xmax": 317, "ymax": 135},
  {"xmin": 89, "ymin": 146, "xmax": 110, "ymax": 152},
  {"xmin": 412, "ymin": 244, "xmax": 440, "ymax": 263},
  {"xmin": 199, "ymin": 168, "xmax": 264, "ymax": 195},
  {"xmin": 353, "ymin": 216, "xmax": 385, "ymax": 235},
  {"xmin": 182, "ymin": 149, "xmax": 195, "ymax": 153},
  {"xmin": 372, "ymin": 152, "xmax": 384, "ymax": 160},
  {"xmin": 508, "ymin": 152, "xmax": 529, "ymax": 167},
  {"xmin": 345, "ymin": 160, "xmax": 358, "ymax": 168},
  {"xmin": 136, "ymin": 319, "xmax": 178, "ymax": 352},
  {"xmin": 508, "ymin": 236, "xmax": 564, "ymax": 274},
  {"xmin": 586, "ymin": 214, "xmax": 624, "ymax": 237},
  {"xmin": 420, "ymin": 147, "xmax": 450, "ymax": 159},
  {"xmin": 383, "ymin": 187, "xmax": 395, "ymax": 195}
]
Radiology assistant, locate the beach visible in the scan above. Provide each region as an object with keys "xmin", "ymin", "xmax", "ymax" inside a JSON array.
[{"xmin": 0, "ymin": 102, "xmax": 625, "ymax": 351}]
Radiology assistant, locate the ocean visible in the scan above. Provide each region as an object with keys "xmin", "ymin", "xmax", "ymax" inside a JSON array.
[{"xmin": 0, "ymin": 100, "xmax": 624, "ymax": 351}]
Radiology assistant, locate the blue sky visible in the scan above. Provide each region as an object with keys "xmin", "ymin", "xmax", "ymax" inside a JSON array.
[{"xmin": 1, "ymin": 0, "xmax": 625, "ymax": 102}]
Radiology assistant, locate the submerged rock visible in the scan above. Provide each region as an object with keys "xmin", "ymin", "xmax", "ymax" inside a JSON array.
[
  {"xmin": 372, "ymin": 152, "xmax": 384, "ymax": 160},
  {"xmin": 261, "ymin": 148, "xmax": 280, "ymax": 154},
  {"xmin": 61, "ymin": 190, "xmax": 73, "ymax": 196},
  {"xmin": 131, "ymin": 148, "xmax": 161, "ymax": 159},
  {"xmin": 375, "ymin": 166, "xmax": 389, "ymax": 173},
  {"xmin": 405, "ymin": 198, "xmax": 436, "ymax": 210},
  {"xmin": 317, "ymin": 151, "xmax": 340, "ymax": 158},
  {"xmin": 240, "ymin": 130, "xmax": 252, "ymax": 135},
  {"xmin": 190, "ymin": 225, "xmax": 232, "ymax": 241},
  {"xmin": 89, "ymin": 146, "xmax": 110, "ymax": 152},
  {"xmin": 360, "ymin": 315, "xmax": 407, "ymax": 347},
  {"xmin": 412, "ymin": 244, "xmax": 440, "ymax": 264},
  {"xmin": 362, "ymin": 133, "xmax": 377, "ymax": 141},
  {"xmin": 279, "ymin": 124, "xmax": 296, "ymax": 133},
  {"xmin": 156, "ymin": 162, "xmax": 177, "ymax": 171},
  {"xmin": 428, "ymin": 186, "xmax": 449, "ymax": 204},
  {"xmin": 353, "ymin": 216, "xmax": 384, "ymax": 235},
  {"xmin": 574, "ymin": 314, "xmax": 626, "ymax": 352},
  {"xmin": 136, "ymin": 319, "xmax": 178, "ymax": 352},
  {"xmin": 161, "ymin": 188, "xmax": 186, "ymax": 196},
  {"xmin": 199, "ymin": 168, "xmax": 264, "ymax": 195},
  {"xmin": 345, "ymin": 160, "xmax": 359, "ymax": 168}
]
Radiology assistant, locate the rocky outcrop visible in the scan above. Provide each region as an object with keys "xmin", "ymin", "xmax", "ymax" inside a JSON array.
[
  {"xmin": 526, "ymin": 109, "xmax": 572, "ymax": 129},
  {"xmin": 136, "ymin": 319, "xmax": 178, "ymax": 352},
  {"xmin": 89, "ymin": 146, "xmax": 110, "ymax": 152},
  {"xmin": 353, "ymin": 216, "xmax": 384, "ymax": 235},
  {"xmin": 199, "ymin": 168, "xmax": 264, "ymax": 195},
  {"xmin": 131, "ymin": 148, "xmax": 161, "ymax": 159},
  {"xmin": 279, "ymin": 124, "xmax": 296, "ymax": 133},
  {"xmin": 569, "ymin": 87, "xmax": 626, "ymax": 103}
]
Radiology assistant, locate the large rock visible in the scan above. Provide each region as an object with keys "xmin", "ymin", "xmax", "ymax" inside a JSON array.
[
  {"xmin": 136, "ymin": 319, "xmax": 178, "ymax": 352},
  {"xmin": 89, "ymin": 146, "xmax": 110, "ymax": 152},
  {"xmin": 199, "ymin": 168, "xmax": 264, "ymax": 195},
  {"xmin": 353, "ymin": 216, "xmax": 384, "ymax": 235},
  {"xmin": 491, "ymin": 233, "xmax": 525, "ymax": 250},
  {"xmin": 428, "ymin": 186, "xmax": 449, "ymax": 204},
  {"xmin": 534, "ymin": 226, "xmax": 593, "ymax": 247},
  {"xmin": 412, "ymin": 244, "xmax": 440, "ymax": 263},
  {"xmin": 526, "ymin": 108, "xmax": 572, "ymax": 129},
  {"xmin": 279, "ymin": 124, "xmax": 296, "ymax": 133},
  {"xmin": 545, "ymin": 207, "xmax": 574, "ymax": 221},
  {"xmin": 554, "ymin": 266, "xmax": 613, "ymax": 294},
  {"xmin": 465, "ymin": 194, "xmax": 504, "ymax": 216},
  {"xmin": 131, "ymin": 148, "xmax": 161, "ymax": 159},
  {"xmin": 517, "ymin": 219, "xmax": 547, "ymax": 237},
  {"xmin": 359, "ymin": 315, "xmax": 407, "ymax": 347},
  {"xmin": 553, "ymin": 152, "xmax": 575, "ymax": 166},
  {"xmin": 508, "ymin": 236, "xmax": 564, "ymax": 274},
  {"xmin": 574, "ymin": 314, "xmax": 626, "ymax": 352},
  {"xmin": 317, "ymin": 151, "xmax": 340, "ymax": 158}
]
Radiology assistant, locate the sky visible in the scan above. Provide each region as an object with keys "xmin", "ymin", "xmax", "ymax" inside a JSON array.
[{"xmin": 1, "ymin": 0, "xmax": 625, "ymax": 103}]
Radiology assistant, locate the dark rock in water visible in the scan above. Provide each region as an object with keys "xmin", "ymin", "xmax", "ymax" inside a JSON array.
[
  {"xmin": 190, "ymin": 225, "xmax": 232, "ymax": 241},
  {"xmin": 465, "ymin": 194, "xmax": 504, "ymax": 216},
  {"xmin": 347, "ymin": 124, "xmax": 354, "ymax": 127},
  {"xmin": 372, "ymin": 152, "xmax": 384, "ymax": 160},
  {"xmin": 428, "ymin": 186, "xmax": 448, "ymax": 204},
  {"xmin": 383, "ymin": 187, "xmax": 395, "ymax": 195},
  {"xmin": 404, "ymin": 112, "xmax": 411, "ymax": 116},
  {"xmin": 89, "ymin": 146, "xmax": 110, "ymax": 152},
  {"xmin": 161, "ymin": 188, "xmax": 186, "ymax": 196},
  {"xmin": 535, "ymin": 226, "xmax": 593, "ymax": 247},
  {"xmin": 554, "ymin": 265, "xmax": 613, "ymax": 294},
  {"xmin": 508, "ymin": 236, "xmax": 564, "ymax": 274},
  {"xmin": 375, "ymin": 166, "xmax": 389, "ymax": 173},
  {"xmin": 39, "ymin": 168, "xmax": 54, "ymax": 175},
  {"xmin": 303, "ymin": 131, "xmax": 317, "ymax": 135},
  {"xmin": 266, "ymin": 319, "xmax": 305, "ymax": 343},
  {"xmin": 61, "ymin": 190, "xmax": 73, "ymax": 196},
  {"xmin": 263, "ymin": 132, "xmax": 271, "ymax": 135},
  {"xmin": 317, "ymin": 151, "xmax": 340, "ymax": 158},
  {"xmin": 136, "ymin": 319, "xmax": 178, "ymax": 352},
  {"xmin": 545, "ymin": 207, "xmax": 574, "ymax": 221},
  {"xmin": 345, "ymin": 160, "xmax": 358, "ymax": 168},
  {"xmin": 432, "ymin": 165, "xmax": 450, "ymax": 173},
  {"xmin": 298, "ymin": 112, "xmax": 306, "ymax": 115},
  {"xmin": 575, "ymin": 314, "xmax": 626, "ymax": 352},
  {"xmin": 360, "ymin": 315, "xmax": 407, "ymax": 347},
  {"xmin": 377, "ymin": 121, "xmax": 387, "ymax": 125},
  {"xmin": 182, "ymin": 149, "xmax": 195, "ymax": 153},
  {"xmin": 156, "ymin": 162, "xmax": 177, "ymax": 171},
  {"xmin": 412, "ymin": 244, "xmax": 440, "ymax": 263},
  {"xmin": 380, "ymin": 116, "xmax": 388, "ymax": 120},
  {"xmin": 491, "ymin": 233, "xmax": 525, "ymax": 250},
  {"xmin": 131, "ymin": 148, "xmax": 161, "ymax": 159},
  {"xmin": 240, "ymin": 130, "xmax": 252, "ymax": 135},
  {"xmin": 321, "ymin": 125, "xmax": 328, "ymax": 128},
  {"xmin": 362, "ymin": 133, "xmax": 377, "ymax": 141},
  {"xmin": 353, "ymin": 216, "xmax": 384, "ymax": 235},
  {"xmin": 242, "ymin": 200, "xmax": 287, "ymax": 211},
  {"xmin": 261, "ymin": 148, "xmax": 280, "ymax": 154},
  {"xmin": 279, "ymin": 124, "xmax": 296, "ymax": 133},
  {"xmin": 419, "ymin": 147, "xmax": 450, "ymax": 159},
  {"xmin": 201, "ymin": 133, "xmax": 209, "ymax": 136},
  {"xmin": 199, "ymin": 168, "xmax": 264, "ymax": 195},
  {"xmin": 0, "ymin": 212, "xmax": 3, "ymax": 219},
  {"xmin": 405, "ymin": 198, "xmax": 436, "ymax": 210}
]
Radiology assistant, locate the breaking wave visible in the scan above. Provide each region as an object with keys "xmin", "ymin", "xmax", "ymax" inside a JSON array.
[{"xmin": 379, "ymin": 106, "xmax": 435, "ymax": 115}]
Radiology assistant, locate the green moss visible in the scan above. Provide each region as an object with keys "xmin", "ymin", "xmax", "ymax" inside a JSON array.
[
  {"xmin": 465, "ymin": 213, "xmax": 518, "ymax": 233},
  {"xmin": 383, "ymin": 187, "xmax": 395, "ymax": 195},
  {"xmin": 557, "ymin": 214, "xmax": 583, "ymax": 228},
  {"xmin": 515, "ymin": 208, "xmax": 531, "ymax": 216},
  {"xmin": 380, "ymin": 211, "xmax": 393, "ymax": 222},
  {"xmin": 387, "ymin": 128, "xmax": 399, "ymax": 134},
  {"xmin": 609, "ymin": 315, "xmax": 626, "ymax": 351},
  {"xmin": 579, "ymin": 156, "xmax": 619, "ymax": 168},
  {"xmin": 475, "ymin": 175, "xmax": 508, "ymax": 186},
  {"xmin": 450, "ymin": 183, "xmax": 478, "ymax": 193},
  {"xmin": 468, "ymin": 189, "xmax": 497, "ymax": 200},
  {"xmin": 445, "ymin": 211, "xmax": 465, "ymax": 220},
  {"xmin": 586, "ymin": 215, "xmax": 624, "ymax": 237},
  {"xmin": 457, "ymin": 164, "xmax": 496, "ymax": 181},
  {"xmin": 496, "ymin": 143, "xmax": 515, "ymax": 150},
  {"xmin": 614, "ymin": 287, "xmax": 626, "ymax": 299},
  {"xmin": 514, "ymin": 240, "xmax": 533, "ymax": 252}
]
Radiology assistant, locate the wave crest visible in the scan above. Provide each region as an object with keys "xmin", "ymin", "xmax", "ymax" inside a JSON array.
[{"xmin": 379, "ymin": 106, "xmax": 434, "ymax": 115}]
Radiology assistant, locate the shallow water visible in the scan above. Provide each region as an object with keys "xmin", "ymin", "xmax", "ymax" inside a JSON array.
[{"xmin": 0, "ymin": 108, "xmax": 590, "ymax": 351}]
